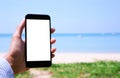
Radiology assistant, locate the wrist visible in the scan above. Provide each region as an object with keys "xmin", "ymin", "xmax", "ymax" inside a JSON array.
[{"xmin": 4, "ymin": 54, "xmax": 15, "ymax": 74}]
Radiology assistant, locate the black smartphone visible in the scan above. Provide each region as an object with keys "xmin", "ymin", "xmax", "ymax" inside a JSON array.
[{"xmin": 25, "ymin": 14, "xmax": 51, "ymax": 67}]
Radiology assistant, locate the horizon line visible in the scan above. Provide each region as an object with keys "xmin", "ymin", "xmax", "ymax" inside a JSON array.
[
  {"xmin": 0, "ymin": 33, "xmax": 120, "ymax": 37},
  {"xmin": 0, "ymin": 32, "xmax": 120, "ymax": 34}
]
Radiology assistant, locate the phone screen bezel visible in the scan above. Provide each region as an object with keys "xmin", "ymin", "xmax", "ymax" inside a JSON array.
[{"xmin": 25, "ymin": 14, "xmax": 51, "ymax": 67}]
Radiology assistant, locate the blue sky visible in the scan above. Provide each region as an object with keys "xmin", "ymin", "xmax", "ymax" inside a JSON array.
[{"xmin": 0, "ymin": 0, "xmax": 120, "ymax": 33}]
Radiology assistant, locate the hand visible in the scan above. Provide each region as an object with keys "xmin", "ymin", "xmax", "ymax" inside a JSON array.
[{"xmin": 4, "ymin": 19, "xmax": 56, "ymax": 74}]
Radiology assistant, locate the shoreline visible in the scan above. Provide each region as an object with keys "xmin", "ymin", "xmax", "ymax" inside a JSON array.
[
  {"xmin": 52, "ymin": 52, "xmax": 120, "ymax": 64},
  {"xmin": 1, "ymin": 52, "xmax": 120, "ymax": 63}
]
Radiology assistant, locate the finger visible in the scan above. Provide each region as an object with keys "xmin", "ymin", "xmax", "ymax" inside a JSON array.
[
  {"xmin": 51, "ymin": 28, "xmax": 55, "ymax": 34},
  {"xmin": 51, "ymin": 48, "xmax": 56, "ymax": 53},
  {"xmin": 23, "ymin": 40, "xmax": 26, "ymax": 43},
  {"xmin": 13, "ymin": 19, "xmax": 25, "ymax": 38},
  {"xmin": 52, "ymin": 54, "xmax": 55, "ymax": 58},
  {"xmin": 51, "ymin": 38, "xmax": 56, "ymax": 44}
]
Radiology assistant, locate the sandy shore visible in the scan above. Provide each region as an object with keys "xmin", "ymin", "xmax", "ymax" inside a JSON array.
[
  {"xmin": 52, "ymin": 52, "xmax": 120, "ymax": 64},
  {"xmin": 0, "ymin": 53, "xmax": 6, "ymax": 57},
  {"xmin": 1, "ymin": 52, "xmax": 120, "ymax": 64}
]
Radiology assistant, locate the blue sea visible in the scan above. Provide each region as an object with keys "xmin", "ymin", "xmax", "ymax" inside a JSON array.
[{"xmin": 0, "ymin": 33, "xmax": 120, "ymax": 53}]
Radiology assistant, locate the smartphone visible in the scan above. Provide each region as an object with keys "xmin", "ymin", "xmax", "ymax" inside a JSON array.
[{"xmin": 25, "ymin": 14, "xmax": 51, "ymax": 67}]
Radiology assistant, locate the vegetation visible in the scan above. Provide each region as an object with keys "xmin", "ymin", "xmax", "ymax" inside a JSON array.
[{"xmin": 15, "ymin": 61, "xmax": 120, "ymax": 78}]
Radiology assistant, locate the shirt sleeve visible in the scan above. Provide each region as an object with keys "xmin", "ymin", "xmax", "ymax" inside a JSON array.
[{"xmin": 0, "ymin": 57, "xmax": 14, "ymax": 78}]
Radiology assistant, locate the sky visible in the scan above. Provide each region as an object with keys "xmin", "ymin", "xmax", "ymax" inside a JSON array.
[{"xmin": 0, "ymin": 0, "xmax": 120, "ymax": 33}]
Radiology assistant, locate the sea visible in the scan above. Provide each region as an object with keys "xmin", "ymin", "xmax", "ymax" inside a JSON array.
[{"xmin": 0, "ymin": 33, "xmax": 120, "ymax": 53}]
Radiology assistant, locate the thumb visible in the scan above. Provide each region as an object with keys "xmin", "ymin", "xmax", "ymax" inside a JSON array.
[{"xmin": 13, "ymin": 19, "xmax": 25, "ymax": 38}]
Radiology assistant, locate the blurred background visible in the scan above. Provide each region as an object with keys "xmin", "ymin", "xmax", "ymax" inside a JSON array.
[{"xmin": 0, "ymin": 0, "xmax": 120, "ymax": 53}]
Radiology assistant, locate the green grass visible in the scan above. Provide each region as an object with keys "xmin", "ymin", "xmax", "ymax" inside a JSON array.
[
  {"xmin": 15, "ymin": 61, "xmax": 120, "ymax": 78},
  {"xmin": 15, "ymin": 71, "xmax": 31, "ymax": 78}
]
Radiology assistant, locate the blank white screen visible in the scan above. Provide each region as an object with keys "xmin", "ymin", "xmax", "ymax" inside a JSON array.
[{"xmin": 27, "ymin": 19, "xmax": 50, "ymax": 61}]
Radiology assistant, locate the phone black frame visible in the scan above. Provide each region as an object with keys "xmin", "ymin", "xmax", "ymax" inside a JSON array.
[{"xmin": 25, "ymin": 14, "xmax": 51, "ymax": 67}]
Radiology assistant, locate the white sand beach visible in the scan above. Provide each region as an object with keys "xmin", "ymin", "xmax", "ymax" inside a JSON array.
[
  {"xmin": 0, "ymin": 53, "xmax": 6, "ymax": 57},
  {"xmin": 1, "ymin": 52, "xmax": 120, "ymax": 63},
  {"xmin": 52, "ymin": 52, "xmax": 120, "ymax": 64}
]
